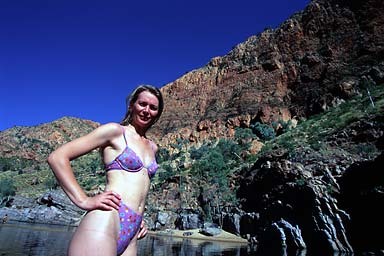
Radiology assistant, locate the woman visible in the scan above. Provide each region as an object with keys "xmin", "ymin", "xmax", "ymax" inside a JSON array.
[{"xmin": 48, "ymin": 85, "xmax": 164, "ymax": 256}]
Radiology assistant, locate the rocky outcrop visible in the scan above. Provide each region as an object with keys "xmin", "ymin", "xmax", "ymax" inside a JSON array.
[
  {"xmin": 237, "ymin": 155, "xmax": 354, "ymax": 253},
  {"xmin": 0, "ymin": 189, "xmax": 84, "ymax": 226},
  {"xmin": 234, "ymin": 123, "xmax": 384, "ymax": 254},
  {"xmin": 0, "ymin": 117, "xmax": 99, "ymax": 170}
]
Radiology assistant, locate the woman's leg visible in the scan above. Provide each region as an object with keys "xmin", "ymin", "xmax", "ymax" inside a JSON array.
[
  {"xmin": 68, "ymin": 210, "xmax": 120, "ymax": 256},
  {"xmin": 120, "ymin": 233, "xmax": 139, "ymax": 256},
  {"xmin": 68, "ymin": 229, "xmax": 116, "ymax": 256}
]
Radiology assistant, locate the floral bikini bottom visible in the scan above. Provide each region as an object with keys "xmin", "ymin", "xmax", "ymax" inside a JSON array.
[{"xmin": 116, "ymin": 202, "xmax": 143, "ymax": 255}]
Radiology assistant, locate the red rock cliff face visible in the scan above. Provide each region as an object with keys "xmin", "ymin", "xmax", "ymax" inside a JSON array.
[{"xmin": 150, "ymin": 0, "xmax": 384, "ymax": 146}]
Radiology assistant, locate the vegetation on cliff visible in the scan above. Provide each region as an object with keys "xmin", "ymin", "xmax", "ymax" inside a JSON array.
[
  {"xmin": 0, "ymin": 84, "xmax": 382, "ymax": 203},
  {"xmin": 1, "ymin": 0, "xmax": 383, "ymax": 252}
]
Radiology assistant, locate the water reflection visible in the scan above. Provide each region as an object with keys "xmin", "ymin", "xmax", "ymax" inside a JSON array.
[
  {"xmin": 138, "ymin": 235, "xmax": 251, "ymax": 256},
  {"xmin": 0, "ymin": 222, "xmax": 74, "ymax": 256},
  {"xmin": 0, "ymin": 222, "xmax": 251, "ymax": 256},
  {"xmin": 0, "ymin": 222, "xmax": 373, "ymax": 255}
]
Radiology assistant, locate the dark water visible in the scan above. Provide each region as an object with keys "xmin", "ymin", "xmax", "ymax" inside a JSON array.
[
  {"xmin": 0, "ymin": 222, "xmax": 73, "ymax": 256},
  {"xmin": 0, "ymin": 222, "xmax": 377, "ymax": 256},
  {"xmin": 0, "ymin": 222, "xmax": 253, "ymax": 256}
]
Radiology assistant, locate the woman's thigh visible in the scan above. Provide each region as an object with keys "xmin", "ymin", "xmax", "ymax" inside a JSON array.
[
  {"xmin": 68, "ymin": 210, "xmax": 120, "ymax": 256},
  {"xmin": 121, "ymin": 235, "xmax": 138, "ymax": 256}
]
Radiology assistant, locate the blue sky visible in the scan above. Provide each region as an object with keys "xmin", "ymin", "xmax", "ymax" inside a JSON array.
[{"xmin": 0, "ymin": 0, "xmax": 310, "ymax": 131}]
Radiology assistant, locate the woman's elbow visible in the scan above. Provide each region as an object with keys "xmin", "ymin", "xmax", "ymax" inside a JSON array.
[{"xmin": 47, "ymin": 151, "xmax": 59, "ymax": 168}]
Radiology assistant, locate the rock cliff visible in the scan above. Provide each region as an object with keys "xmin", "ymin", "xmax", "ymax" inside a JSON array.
[
  {"xmin": 0, "ymin": 0, "xmax": 383, "ymax": 254},
  {"xmin": 152, "ymin": 0, "xmax": 384, "ymax": 148}
]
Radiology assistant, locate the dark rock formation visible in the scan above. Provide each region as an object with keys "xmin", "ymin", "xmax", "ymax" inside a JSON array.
[
  {"xmin": 237, "ymin": 156, "xmax": 352, "ymax": 253},
  {"xmin": 337, "ymin": 152, "xmax": 384, "ymax": 253},
  {"xmin": 175, "ymin": 208, "xmax": 204, "ymax": 230}
]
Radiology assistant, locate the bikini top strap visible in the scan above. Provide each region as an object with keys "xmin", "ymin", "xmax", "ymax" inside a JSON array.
[
  {"xmin": 150, "ymin": 141, "xmax": 156, "ymax": 153},
  {"xmin": 121, "ymin": 126, "xmax": 128, "ymax": 146}
]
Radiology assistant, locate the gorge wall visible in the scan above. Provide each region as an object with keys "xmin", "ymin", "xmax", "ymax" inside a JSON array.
[
  {"xmin": 1, "ymin": 0, "xmax": 383, "ymax": 254},
  {"xmin": 151, "ymin": 0, "xmax": 384, "ymax": 147}
]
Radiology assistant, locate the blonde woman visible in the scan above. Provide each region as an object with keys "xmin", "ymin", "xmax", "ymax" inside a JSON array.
[{"xmin": 48, "ymin": 85, "xmax": 163, "ymax": 255}]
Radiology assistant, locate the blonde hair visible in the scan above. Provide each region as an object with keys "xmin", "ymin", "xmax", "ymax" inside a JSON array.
[{"xmin": 120, "ymin": 85, "xmax": 164, "ymax": 129}]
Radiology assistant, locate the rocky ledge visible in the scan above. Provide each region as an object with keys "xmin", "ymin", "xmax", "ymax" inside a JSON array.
[{"xmin": 0, "ymin": 190, "xmax": 84, "ymax": 226}]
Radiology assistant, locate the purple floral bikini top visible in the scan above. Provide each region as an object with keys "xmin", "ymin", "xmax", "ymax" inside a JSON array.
[{"xmin": 104, "ymin": 127, "xmax": 158, "ymax": 179}]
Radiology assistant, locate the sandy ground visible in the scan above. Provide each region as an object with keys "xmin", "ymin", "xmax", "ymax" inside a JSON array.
[{"xmin": 148, "ymin": 229, "xmax": 248, "ymax": 244}]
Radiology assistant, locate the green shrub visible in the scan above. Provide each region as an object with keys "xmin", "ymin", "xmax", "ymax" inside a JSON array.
[
  {"xmin": 44, "ymin": 175, "xmax": 59, "ymax": 190},
  {"xmin": 189, "ymin": 144, "xmax": 210, "ymax": 160},
  {"xmin": 234, "ymin": 127, "xmax": 256, "ymax": 142},
  {"xmin": 251, "ymin": 122, "xmax": 276, "ymax": 141},
  {"xmin": 0, "ymin": 178, "xmax": 16, "ymax": 197},
  {"xmin": 157, "ymin": 148, "xmax": 170, "ymax": 163},
  {"xmin": 0, "ymin": 157, "xmax": 31, "ymax": 172},
  {"xmin": 158, "ymin": 163, "xmax": 175, "ymax": 181},
  {"xmin": 191, "ymin": 150, "xmax": 225, "ymax": 179},
  {"xmin": 234, "ymin": 128, "xmax": 256, "ymax": 153},
  {"xmin": 272, "ymin": 119, "xmax": 293, "ymax": 135},
  {"xmin": 215, "ymin": 139, "xmax": 242, "ymax": 161}
]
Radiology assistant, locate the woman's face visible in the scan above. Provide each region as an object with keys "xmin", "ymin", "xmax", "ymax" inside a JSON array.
[{"xmin": 130, "ymin": 90, "xmax": 159, "ymax": 129}]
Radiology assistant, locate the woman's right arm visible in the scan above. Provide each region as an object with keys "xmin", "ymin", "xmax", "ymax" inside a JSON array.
[{"xmin": 47, "ymin": 123, "xmax": 121, "ymax": 211}]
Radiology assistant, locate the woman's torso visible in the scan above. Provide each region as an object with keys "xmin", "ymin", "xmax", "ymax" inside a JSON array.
[
  {"xmin": 105, "ymin": 170, "xmax": 151, "ymax": 214},
  {"xmin": 102, "ymin": 124, "xmax": 157, "ymax": 214},
  {"xmin": 76, "ymin": 124, "xmax": 157, "ymax": 237}
]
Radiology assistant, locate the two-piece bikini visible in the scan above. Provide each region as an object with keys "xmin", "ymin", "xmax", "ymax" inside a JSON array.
[{"xmin": 104, "ymin": 126, "xmax": 158, "ymax": 255}]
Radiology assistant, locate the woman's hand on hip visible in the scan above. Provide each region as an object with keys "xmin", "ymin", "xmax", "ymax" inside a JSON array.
[
  {"xmin": 80, "ymin": 190, "xmax": 121, "ymax": 211},
  {"xmin": 137, "ymin": 220, "xmax": 148, "ymax": 240}
]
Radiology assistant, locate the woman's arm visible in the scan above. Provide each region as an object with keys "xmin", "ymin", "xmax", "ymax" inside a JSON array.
[{"xmin": 47, "ymin": 123, "xmax": 121, "ymax": 211}]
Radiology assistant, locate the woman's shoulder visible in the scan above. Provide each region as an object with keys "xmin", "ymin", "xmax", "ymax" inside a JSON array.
[
  {"xmin": 94, "ymin": 122, "xmax": 124, "ymax": 138},
  {"xmin": 100, "ymin": 122, "xmax": 123, "ymax": 130}
]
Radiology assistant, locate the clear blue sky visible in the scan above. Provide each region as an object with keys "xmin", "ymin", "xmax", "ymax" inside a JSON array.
[{"xmin": 0, "ymin": 0, "xmax": 310, "ymax": 131}]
